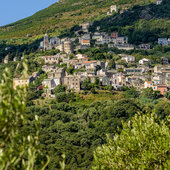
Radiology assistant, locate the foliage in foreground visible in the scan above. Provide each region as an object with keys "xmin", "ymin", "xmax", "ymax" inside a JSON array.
[
  {"xmin": 0, "ymin": 69, "xmax": 49, "ymax": 169},
  {"xmin": 93, "ymin": 113, "xmax": 170, "ymax": 169}
]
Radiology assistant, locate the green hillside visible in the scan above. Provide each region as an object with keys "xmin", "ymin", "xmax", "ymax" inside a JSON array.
[
  {"xmin": 0, "ymin": 0, "xmax": 156, "ymax": 41},
  {"xmin": 88, "ymin": 0, "xmax": 170, "ymax": 45}
]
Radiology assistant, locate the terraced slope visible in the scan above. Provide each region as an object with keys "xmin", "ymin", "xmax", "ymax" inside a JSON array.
[{"xmin": 0, "ymin": 0, "xmax": 155, "ymax": 40}]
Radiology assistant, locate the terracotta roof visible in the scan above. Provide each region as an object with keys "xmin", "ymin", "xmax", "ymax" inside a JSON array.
[
  {"xmin": 82, "ymin": 40, "xmax": 90, "ymax": 43},
  {"xmin": 82, "ymin": 61, "xmax": 97, "ymax": 64}
]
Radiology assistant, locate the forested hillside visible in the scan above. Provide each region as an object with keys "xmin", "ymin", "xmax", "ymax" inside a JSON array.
[
  {"xmin": 89, "ymin": 0, "xmax": 170, "ymax": 45},
  {"xmin": 23, "ymin": 89, "xmax": 170, "ymax": 169},
  {"xmin": 0, "ymin": 0, "xmax": 156, "ymax": 40}
]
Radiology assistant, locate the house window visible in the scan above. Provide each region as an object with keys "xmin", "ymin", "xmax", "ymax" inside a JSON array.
[
  {"xmin": 150, "ymin": 83, "xmax": 152, "ymax": 86},
  {"xmin": 154, "ymin": 87, "xmax": 156, "ymax": 89}
]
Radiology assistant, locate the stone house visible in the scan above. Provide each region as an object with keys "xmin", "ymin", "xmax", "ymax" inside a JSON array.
[
  {"xmin": 113, "ymin": 44, "xmax": 135, "ymax": 50},
  {"xmin": 110, "ymin": 73, "xmax": 121, "ymax": 89},
  {"xmin": 124, "ymin": 68, "xmax": 147, "ymax": 75},
  {"xmin": 42, "ymin": 65, "xmax": 56, "ymax": 73},
  {"xmin": 110, "ymin": 32, "xmax": 119, "ymax": 39},
  {"xmin": 63, "ymin": 75, "xmax": 81, "ymax": 91},
  {"xmin": 48, "ymin": 68, "xmax": 66, "ymax": 85},
  {"xmin": 161, "ymin": 57, "xmax": 169, "ymax": 65},
  {"xmin": 81, "ymin": 22, "xmax": 93, "ymax": 32},
  {"xmin": 120, "ymin": 54, "xmax": 135, "ymax": 63},
  {"xmin": 116, "ymin": 37, "xmax": 128, "ymax": 44},
  {"xmin": 42, "ymin": 79, "xmax": 56, "ymax": 89},
  {"xmin": 44, "ymin": 55, "xmax": 59, "ymax": 64},
  {"xmin": 139, "ymin": 44, "xmax": 151, "ymax": 50},
  {"xmin": 13, "ymin": 77, "xmax": 32, "ymax": 89},
  {"xmin": 63, "ymin": 39, "xmax": 74, "ymax": 54}
]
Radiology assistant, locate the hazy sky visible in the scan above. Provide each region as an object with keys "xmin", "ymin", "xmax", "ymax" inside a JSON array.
[{"xmin": 0, "ymin": 0, "xmax": 58, "ymax": 26}]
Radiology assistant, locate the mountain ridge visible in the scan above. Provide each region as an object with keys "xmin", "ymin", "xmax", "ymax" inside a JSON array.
[{"xmin": 0, "ymin": 0, "xmax": 157, "ymax": 41}]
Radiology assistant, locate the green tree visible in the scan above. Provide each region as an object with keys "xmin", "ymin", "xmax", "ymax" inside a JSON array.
[
  {"xmin": 81, "ymin": 78, "xmax": 92, "ymax": 90},
  {"xmin": 125, "ymin": 87, "xmax": 139, "ymax": 98},
  {"xmin": 164, "ymin": 91, "xmax": 170, "ymax": 100},
  {"xmin": 66, "ymin": 66, "xmax": 74, "ymax": 75},
  {"xmin": 53, "ymin": 85, "xmax": 66, "ymax": 94},
  {"xmin": 56, "ymin": 92, "xmax": 67, "ymax": 103},
  {"xmin": 93, "ymin": 113, "xmax": 170, "ymax": 169},
  {"xmin": 108, "ymin": 59, "xmax": 115, "ymax": 70},
  {"xmin": 141, "ymin": 87, "xmax": 154, "ymax": 99},
  {"xmin": 0, "ymin": 69, "xmax": 49, "ymax": 169},
  {"xmin": 154, "ymin": 101, "xmax": 170, "ymax": 119}
]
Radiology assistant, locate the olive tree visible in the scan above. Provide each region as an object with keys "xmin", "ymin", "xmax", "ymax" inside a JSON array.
[
  {"xmin": 93, "ymin": 113, "xmax": 170, "ymax": 169},
  {"xmin": 0, "ymin": 67, "xmax": 49, "ymax": 169}
]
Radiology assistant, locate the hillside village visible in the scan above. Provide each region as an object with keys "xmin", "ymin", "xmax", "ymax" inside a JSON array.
[
  {"xmin": 0, "ymin": 0, "xmax": 170, "ymax": 169},
  {"xmin": 1, "ymin": 0, "xmax": 170, "ymax": 97},
  {"xmin": 12, "ymin": 29, "xmax": 170, "ymax": 97}
]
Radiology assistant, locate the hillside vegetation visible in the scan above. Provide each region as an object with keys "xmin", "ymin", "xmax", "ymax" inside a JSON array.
[
  {"xmin": 0, "ymin": 0, "xmax": 156, "ymax": 40},
  {"xmin": 89, "ymin": 0, "xmax": 170, "ymax": 45}
]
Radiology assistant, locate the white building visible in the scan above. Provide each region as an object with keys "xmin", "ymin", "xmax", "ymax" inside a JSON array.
[
  {"xmin": 158, "ymin": 38, "xmax": 168, "ymax": 46},
  {"xmin": 111, "ymin": 5, "xmax": 118, "ymax": 13},
  {"xmin": 156, "ymin": 0, "xmax": 162, "ymax": 5},
  {"xmin": 120, "ymin": 55, "xmax": 135, "ymax": 63},
  {"xmin": 139, "ymin": 58, "xmax": 151, "ymax": 65},
  {"xmin": 116, "ymin": 37, "xmax": 128, "ymax": 44}
]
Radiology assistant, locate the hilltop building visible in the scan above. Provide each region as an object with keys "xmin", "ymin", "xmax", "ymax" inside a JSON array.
[
  {"xmin": 40, "ymin": 34, "xmax": 73, "ymax": 53},
  {"xmin": 111, "ymin": 5, "xmax": 118, "ymax": 13},
  {"xmin": 107, "ymin": 5, "xmax": 118, "ymax": 15},
  {"xmin": 80, "ymin": 22, "xmax": 93, "ymax": 32},
  {"xmin": 40, "ymin": 33, "xmax": 61, "ymax": 51},
  {"xmin": 156, "ymin": 0, "xmax": 162, "ymax": 5},
  {"xmin": 63, "ymin": 39, "xmax": 74, "ymax": 54}
]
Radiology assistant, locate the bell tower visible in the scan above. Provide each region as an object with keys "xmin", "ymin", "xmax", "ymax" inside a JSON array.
[{"xmin": 44, "ymin": 33, "xmax": 49, "ymax": 50}]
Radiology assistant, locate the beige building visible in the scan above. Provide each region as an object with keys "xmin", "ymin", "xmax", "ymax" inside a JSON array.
[
  {"xmin": 13, "ymin": 77, "xmax": 31, "ymax": 89},
  {"xmin": 44, "ymin": 55, "xmax": 59, "ymax": 64},
  {"xmin": 55, "ymin": 40, "xmax": 73, "ymax": 54},
  {"xmin": 64, "ymin": 75, "xmax": 81, "ymax": 91},
  {"xmin": 64, "ymin": 40, "xmax": 73, "ymax": 54},
  {"xmin": 42, "ymin": 79, "xmax": 56, "ymax": 89}
]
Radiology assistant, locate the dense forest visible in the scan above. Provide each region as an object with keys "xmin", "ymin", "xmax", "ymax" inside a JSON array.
[{"xmin": 23, "ymin": 84, "xmax": 170, "ymax": 169}]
